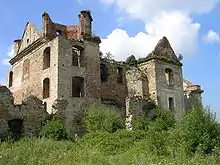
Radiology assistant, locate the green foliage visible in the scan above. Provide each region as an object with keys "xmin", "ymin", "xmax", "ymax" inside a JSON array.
[
  {"xmin": 180, "ymin": 107, "xmax": 220, "ymax": 155},
  {"xmin": 39, "ymin": 117, "xmax": 68, "ymax": 140},
  {"xmin": 1, "ymin": 106, "xmax": 220, "ymax": 164},
  {"xmin": 148, "ymin": 107, "xmax": 175, "ymax": 131},
  {"xmin": 177, "ymin": 54, "xmax": 183, "ymax": 61},
  {"xmin": 132, "ymin": 116, "xmax": 149, "ymax": 130},
  {"xmin": 84, "ymin": 104, "xmax": 125, "ymax": 133},
  {"xmin": 126, "ymin": 55, "xmax": 137, "ymax": 66},
  {"xmin": 81, "ymin": 130, "xmax": 148, "ymax": 155},
  {"xmin": 133, "ymin": 108, "xmax": 175, "ymax": 131}
]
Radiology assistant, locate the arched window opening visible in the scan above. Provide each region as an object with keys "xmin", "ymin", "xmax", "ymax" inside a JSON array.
[
  {"xmin": 27, "ymin": 39, "xmax": 30, "ymax": 45},
  {"xmin": 43, "ymin": 47, "xmax": 50, "ymax": 70},
  {"xmin": 9, "ymin": 71, "xmax": 13, "ymax": 87},
  {"xmin": 72, "ymin": 76, "xmax": 84, "ymax": 98},
  {"xmin": 23, "ymin": 59, "xmax": 30, "ymax": 79},
  {"xmin": 100, "ymin": 63, "xmax": 108, "ymax": 82},
  {"xmin": 117, "ymin": 67, "xmax": 123, "ymax": 83},
  {"xmin": 165, "ymin": 68, "xmax": 173, "ymax": 86},
  {"xmin": 56, "ymin": 30, "xmax": 62, "ymax": 36},
  {"xmin": 43, "ymin": 78, "xmax": 50, "ymax": 99},
  {"xmin": 168, "ymin": 97, "xmax": 174, "ymax": 111}
]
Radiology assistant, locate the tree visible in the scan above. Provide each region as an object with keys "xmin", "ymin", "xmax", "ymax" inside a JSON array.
[{"xmin": 126, "ymin": 55, "xmax": 137, "ymax": 66}]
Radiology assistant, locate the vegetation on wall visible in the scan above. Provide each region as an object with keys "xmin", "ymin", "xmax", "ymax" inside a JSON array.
[{"xmin": 1, "ymin": 105, "xmax": 220, "ymax": 165}]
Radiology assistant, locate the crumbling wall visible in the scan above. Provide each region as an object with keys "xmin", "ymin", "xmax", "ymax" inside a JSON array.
[
  {"xmin": 184, "ymin": 85, "xmax": 203, "ymax": 111},
  {"xmin": 100, "ymin": 60, "xmax": 128, "ymax": 117},
  {"xmin": 125, "ymin": 96, "xmax": 155, "ymax": 130},
  {"xmin": 126, "ymin": 66, "xmax": 149, "ymax": 98},
  {"xmin": 0, "ymin": 86, "xmax": 49, "ymax": 139}
]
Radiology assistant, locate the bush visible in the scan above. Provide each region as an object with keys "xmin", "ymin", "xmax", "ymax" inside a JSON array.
[
  {"xmin": 39, "ymin": 117, "xmax": 68, "ymax": 140},
  {"xmin": 84, "ymin": 104, "xmax": 125, "ymax": 133},
  {"xmin": 148, "ymin": 107, "xmax": 176, "ymax": 131},
  {"xmin": 81, "ymin": 130, "xmax": 148, "ymax": 155},
  {"xmin": 180, "ymin": 107, "xmax": 220, "ymax": 155},
  {"xmin": 133, "ymin": 108, "xmax": 175, "ymax": 131},
  {"xmin": 132, "ymin": 116, "xmax": 149, "ymax": 130}
]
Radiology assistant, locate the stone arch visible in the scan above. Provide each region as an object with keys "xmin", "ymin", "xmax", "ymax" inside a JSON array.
[
  {"xmin": 43, "ymin": 78, "xmax": 50, "ymax": 99},
  {"xmin": 43, "ymin": 47, "xmax": 50, "ymax": 69}
]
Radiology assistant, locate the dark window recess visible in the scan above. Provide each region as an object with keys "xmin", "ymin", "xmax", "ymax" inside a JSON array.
[
  {"xmin": 43, "ymin": 102, "xmax": 47, "ymax": 111},
  {"xmin": 117, "ymin": 67, "xmax": 123, "ymax": 83},
  {"xmin": 43, "ymin": 78, "xmax": 50, "ymax": 99},
  {"xmin": 43, "ymin": 47, "xmax": 51, "ymax": 69},
  {"xmin": 168, "ymin": 97, "xmax": 174, "ymax": 111},
  {"xmin": 72, "ymin": 47, "xmax": 81, "ymax": 67},
  {"xmin": 72, "ymin": 77, "xmax": 84, "ymax": 98},
  {"xmin": 56, "ymin": 30, "xmax": 62, "ymax": 35},
  {"xmin": 9, "ymin": 71, "xmax": 13, "ymax": 87},
  {"xmin": 165, "ymin": 68, "xmax": 174, "ymax": 86},
  {"xmin": 8, "ymin": 119, "xmax": 23, "ymax": 140},
  {"xmin": 100, "ymin": 63, "xmax": 109, "ymax": 82}
]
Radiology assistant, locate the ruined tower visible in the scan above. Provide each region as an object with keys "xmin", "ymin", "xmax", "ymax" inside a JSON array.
[{"xmin": 138, "ymin": 37, "xmax": 185, "ymax": 119}]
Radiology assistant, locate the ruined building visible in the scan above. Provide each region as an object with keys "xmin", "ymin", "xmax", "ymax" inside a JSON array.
[{"xmin": 2, "ymin": 10, "xmax": 203, "ymax": 135}]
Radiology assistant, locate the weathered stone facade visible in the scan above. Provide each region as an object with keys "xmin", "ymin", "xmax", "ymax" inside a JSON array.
[
  {"xmin": 0, "ymin": 85, "xmax": 49, "ymax": 139},
  {"xmin": 4, "ymin": 10, "xmax": 203, "ymax": 134}
]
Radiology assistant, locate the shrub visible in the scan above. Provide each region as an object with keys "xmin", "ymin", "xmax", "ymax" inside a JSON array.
[
  {"xmin": 81, "ymin": 130, "xmax": 148, "ymax": 155},
  {"xmin": 180, "ymin": 107, "xmax": 220, "ymax": 155},
  {"xmin": 39, "ymin": 117, "xmax": 68, "ymax": 140},
  {"xmin": 132, "ymin": 116, "xmax": 149, "ymax": 130},
  {"xmin": 126, "ymin": 55, "xmax": 137, "ymax": 66},
  {"xmin": 148, "ymin": 107, "xmax": 176, "ymax": 131},
  {"xmin": 84, "ymin": 104, "xmax": 125, "ymax": 133}
]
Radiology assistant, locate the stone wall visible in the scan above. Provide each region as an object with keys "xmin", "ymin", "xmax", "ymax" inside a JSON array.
[
  {"xmin": 0, "ymin": 86, "xmax": 49, "ymax": 139},
  {"xmin": 184, "ymin": 85, "xmax": 203, "ymax": 110},
  {"xmin": 8, "ymin": 37, "xmax": 59, "ymax": 114},
  {"xmin": 153, "ymin": 59, "xmax": 185, "ymax": 119},
  {"xmin": 126, "ymin": 66, "xmax": 149, "ymax": 98},
  {"xmin": 125, "ymin": 96, "xmax": 155, "ymax": 130},
  {"xmin": 138, "ymin": 60, "xmax": 158, "ymax": 103},
  {"xmin": 100, "ymin": 61, "xmax": 128, "ymax": 117}
]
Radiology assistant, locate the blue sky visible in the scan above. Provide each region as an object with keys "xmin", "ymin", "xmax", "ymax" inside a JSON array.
[{"xmin": 0, "ymin": 0, "xmax": 220, "ymax": 119}]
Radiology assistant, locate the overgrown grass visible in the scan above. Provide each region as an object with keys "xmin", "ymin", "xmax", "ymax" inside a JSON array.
[
  {"xmin": 0, "ymin": 106, "xmax": 220, "ymax": 165},
  {"xmin": 0, "ymin": 135, "xmax": 219, "ymax": 165}
]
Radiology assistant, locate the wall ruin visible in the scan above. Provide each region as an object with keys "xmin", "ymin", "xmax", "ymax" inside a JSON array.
[{"xmin": 0, "ymin": 85, "xmax": 49, "ymax": 139}]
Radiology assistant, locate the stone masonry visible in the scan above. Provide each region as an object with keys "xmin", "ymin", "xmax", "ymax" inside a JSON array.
[
  {"xmin": 0, "ymin": 85, "xmax": 49, "ymax": 139},
  {"xmin": 3, "ymin": 10, "xmax": 204, "ymax": 134}
]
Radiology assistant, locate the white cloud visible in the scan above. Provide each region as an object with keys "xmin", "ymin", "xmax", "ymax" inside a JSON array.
[
  {"xmin": 2, "ymin": 45, "xmax": 14, "ymax": 66},
  {"xmin": 99, "ymin": 0, "xmax": 219, "ymax": 60},
  {"xmin": 203, "ymin": 30, "xmax": 220, "ymax": 43},
  {"xmin": 100, "ymin": 0, "xmax": 219, "ymax": 22},
  {"xmin": 100, "ymin": 11, "xmax": 200, "ymax": 61}
]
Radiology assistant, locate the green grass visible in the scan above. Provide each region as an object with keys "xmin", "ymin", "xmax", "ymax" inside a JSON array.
[
  {"xmin": 0, "ymin": 134, "xmax": 219, "ymax": 165},
  {"xmin": 1, "ymin": 106, "xmax": 220, "ymax": 165}
]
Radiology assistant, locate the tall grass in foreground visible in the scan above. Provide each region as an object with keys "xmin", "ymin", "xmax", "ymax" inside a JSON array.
[{"xmin": 0, "ymin": 105, "xmax": 220, "ymax": 165}]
